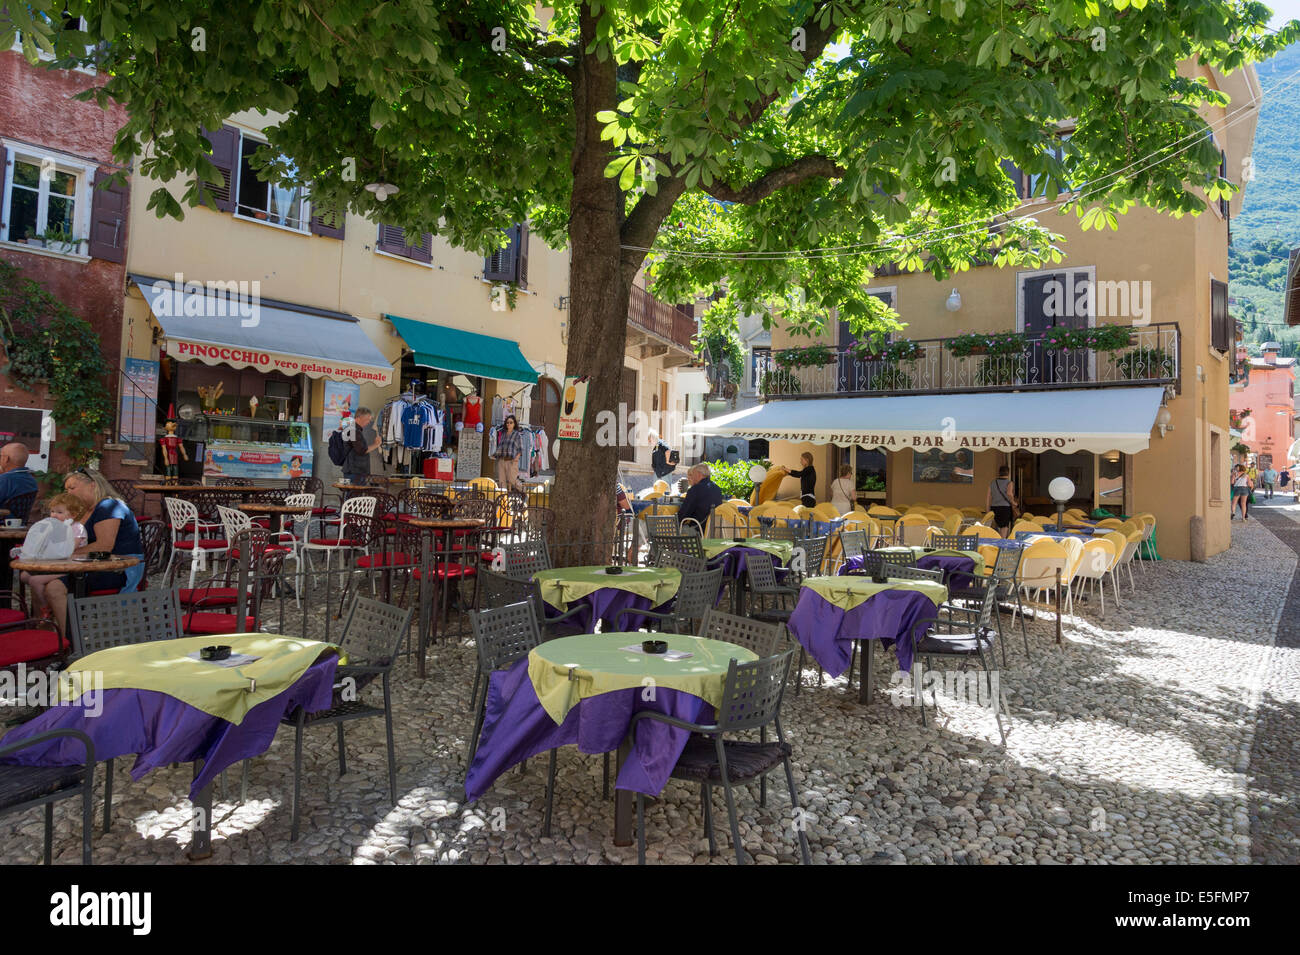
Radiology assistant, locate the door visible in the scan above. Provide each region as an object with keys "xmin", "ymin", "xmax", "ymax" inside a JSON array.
[
  {"xmin": 838, "ymin": 290, "xmax": 895, "ymax": 391},
  {"xmin": 530, "ymin": 377, "xmax": 561, "ymax": 443},
  {"xmin": 619, "ymin": 367, "xmax": 638, "ymax": 463},
  {"xmin": 1022, "ymin": 270, "xmax": 1092, "ymax": 384}
]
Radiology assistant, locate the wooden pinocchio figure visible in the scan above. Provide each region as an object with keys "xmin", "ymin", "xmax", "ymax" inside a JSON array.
[{"xmin": 159, "ymin": 407, "xmax": 188, "ymax": 483}]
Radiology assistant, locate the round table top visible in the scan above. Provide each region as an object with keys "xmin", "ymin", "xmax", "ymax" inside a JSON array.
[
  {"xmin": 403, "ymin": 517, "xmax": 485, "ymax": 529},
  {"xmin": 11, "ymin": 555, "xmax": 140, "ymax": 574},
  {"xmin": 135, "ymin": 483, "xmax": 268, "ymax": 496},
  {"xmin": 0, "ymin": 526, "xmax": 30, "ymax": 539},
  {"xmin": 238, "ymin": 503, "xmax": 314, "ymax": 513}
]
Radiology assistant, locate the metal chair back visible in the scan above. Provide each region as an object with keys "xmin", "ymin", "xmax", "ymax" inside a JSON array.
[
  {"xmin": 339, "ymin": 596, "xmax": 413, "ymax": 669},
  {"xmin": 139, "ymin": 519, "xmax": 169, "ymax": 576},
  {"xmin": 471, "ymin": 601, "xmax": 544, "ymax": 672},
  {"xmin": 481, "ymin": 568, "xmax": 535, "ymax": 609},
  {"xmin": 651, "ymin": 533, "xmax": 704, "ymax": 561},
  {"xmin": 668, "ymin": 567, "xmax": 725, "ymax": 625},
  {"xmin": 716, "ymin": 650, "xmax": 795, "ymax": 733},
  {"xmin": 794, "ymin": 535, "xmax": 828, "ymax": 580},
  {"xmin": 699, "ymin": 608, "xmax": 783, "ymax": 658},
  {"xmin": 839, "ymin": 529, "xmax": 868, "ymax": 560},
  {"xmin": 886, "ymin": 563, "xmax": 944, "ymax": 583},
  {"xmin": 744, "ymin": 552, "xmax": 783, "ymax": 594},
  {"xmin": 501, "ymin": 538, "xmax": 551, "ymax": 578},
  {"xmin": 654, "ymin": 549, "xmax": 708, "ymax": 575},
  {"xmin": 69, "ymin": 588, "xmax": 182, "ymax": 659},
  {"xmin": 644, "ymin": 514, "xmax": 680, "ymax": 538},
  {"xmin": 930, "ymin": 534, "xmax": 979, "ymax": 550},
  {"xmin": 761, "ymin": 523, "xmax": 797, "ymax": 542},
  {"xmin": 452, "ymin": 497, "xmax": 497, "ymax": 524}
]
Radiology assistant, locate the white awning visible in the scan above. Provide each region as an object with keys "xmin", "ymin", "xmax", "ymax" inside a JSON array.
[{"xmin": 684, "ymin": 387, "xmax": 1165, "ymax": 455}]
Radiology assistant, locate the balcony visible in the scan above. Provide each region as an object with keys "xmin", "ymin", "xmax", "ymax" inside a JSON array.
[
  {"xmin": 627, "ymin": 284, "xmax": 697, "ymax": 354},
  {"xmin": 758, "ymin": 323, "xmax": 1181, "ymax": 399}
]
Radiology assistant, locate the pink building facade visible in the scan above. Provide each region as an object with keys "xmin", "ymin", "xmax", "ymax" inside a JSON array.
[{"xmin": 1230, "ymin": 344, "xmax": 1296, "ymax": 469}]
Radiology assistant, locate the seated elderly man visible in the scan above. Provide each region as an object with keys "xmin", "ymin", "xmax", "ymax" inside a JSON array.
[
  {"xmin": 0, "ymin": 442, "xmax": 38, "ymax": 516},
  {"xmin": 677, "ymin": 463, "xmax": 722, "ymax": 531}
]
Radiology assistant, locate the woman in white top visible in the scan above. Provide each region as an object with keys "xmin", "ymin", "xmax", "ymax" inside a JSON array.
[{"xmin": 830, "ymin": 464, "xmax": 856, "ymax": 515}]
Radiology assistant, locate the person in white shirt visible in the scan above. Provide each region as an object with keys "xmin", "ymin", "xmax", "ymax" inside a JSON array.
[{"xmin": 829, "ymin": 464, "xmax": 856, "ymax": 515}]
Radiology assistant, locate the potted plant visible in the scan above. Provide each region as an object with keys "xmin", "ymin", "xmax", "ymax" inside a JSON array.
[
  {"xmin": 851, "ymin": 338, "xmax": 922, "ymax": 362},
  {"xmin": 946, "ymin": 331, "xmax": 1026, "ymax": 357},
  {"xmin": 24, "ymin": 229, "xmax": 44, "ymax": 249},
  {"xmin": 773, "ymin": 344, "xmax": 835, "ymax": 369},
  {"xmin": 1087, "ymin": 324, "xmax": 1136, "ymax": 351},
  {"xmin": 41, "ymin": 224, "xmax": 81, "ymax": 254},
  {"xmin": 1114, "ymin": 346, "xmax": 1174, "ymax": 380}
]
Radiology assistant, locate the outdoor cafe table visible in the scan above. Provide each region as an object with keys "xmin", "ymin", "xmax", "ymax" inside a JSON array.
[
  {"xmin": 701, "ymin": 537, "xmax": 793, "ymax": 613},
  {"xmin": 405, "ymin": 517, "xmax": 486, "ymax": 678},
  {"xmin": 533, "ymin": 566, "xmax": 681, "ymax": 632},
  {"xmin": 10, "ymin": 556, "xmax": 140, "ymax": 614},
  {"xmin": 0, "ymin": 633, "xmax": 338, "ymax": 859},
  {"xmin": 787, "ymin": 575, "xmax": 948, "ymax": 704},
  {"xmin": 465, "ymin": 631, "xmax": 758, "ymax": 846},
  {"xmin": 841, "ymin": 546, "xmax": 986, "ymax": 580},
  {"xmin": 134, "ymin": 482, "xmax": 269, "ymax": 518}
]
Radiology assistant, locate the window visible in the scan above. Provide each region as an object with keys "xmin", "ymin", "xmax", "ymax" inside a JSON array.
[
  {"xmin": 0, "ymin": 144, "xmax": 98, "ymax": 254},
  {"xmin": 749, "ymin": 346, "xmax": 770, "ymax": 393},
  {"xmin": 235, "ymin": 136, "xmax": 309, "ymax": 231},
  {"xmin": 10, "ymin": 9, "xmax": 99, "ymax": 74},
  {"xmin": 1211, "ymin": 279, "xmax": 1230, "ymax": 353},
  {"xmin": 376, "ymin": 224, "xmax": 432, "ymax": 264},
  {"xmin": 483, "ymin": 223, "xmax": 529, "ymax": 288}
]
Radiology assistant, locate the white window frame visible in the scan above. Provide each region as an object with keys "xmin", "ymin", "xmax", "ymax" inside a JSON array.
[
  {"xmin": 0, "ymin": 140, "xmax": 96, "ymax": 257},
  {"xmin": 231, "ymin": 131, "xmax": 312, "ymax": 234},
  {"xmin": 10, "ymin": 14, "xmax": 99, "ymax": 76}
]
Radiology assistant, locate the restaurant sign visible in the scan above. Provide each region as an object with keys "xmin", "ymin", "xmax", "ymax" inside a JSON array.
[
  {"xmin": 730, "ymin": 430, "xmax": 1108, "ymax": 453},
  {"xmin": 166, "ymin": 339, "xmax": 393, "ymax": 386}
]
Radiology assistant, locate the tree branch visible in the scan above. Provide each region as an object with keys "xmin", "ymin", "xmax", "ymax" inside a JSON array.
[
  {"xmin": 708, "ymin": 154, "xmax": 844, "ymax": 204},
  {"xmin": 620, "ymin": 176, "xmax": 689, "ymax": 256}
]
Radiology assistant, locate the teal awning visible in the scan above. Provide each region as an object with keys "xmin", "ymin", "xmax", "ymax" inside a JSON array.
[{"xmin": 386, "ymin": 314, "xmax": 537, "ymax": 384}]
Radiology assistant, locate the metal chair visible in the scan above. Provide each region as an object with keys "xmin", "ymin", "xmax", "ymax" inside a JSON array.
[
  {"xmin": 929, "ymin": 534, "xmax": 980, "ymax": 550},
  {"xmin": 138, "ymin": 519, "xmax": 169, "ymax": 580},
  {"xmin": 466, "ymin": 602, "xmax": 544, "ymax": 772},
  {"xmin": 109, "ymin": 479, "xmax": 144, "ymax": 517},
  {"xmin": 906, "ymin": 580, "xmax": 1008, "ymax": 745},
  {"xmin": 303, "ymin": 495, "xmax": 376, "ymax": 573},
  {"xmin": 284, "ymin": 596, "xmax": 413, "ymax": 841},
  {"xmin": 629, "ymin": 650, "xmax": 811, "ymax": 865},
  {"xmin": 500, "ymin": 538, "xmax": 552, "ymax": 579},
  {"xmin": 614, "ymin": 567, "xmax": 724, "ymax": 633},
  {"xmin": 524, "ymin": 505, "xmax": 556, "ymax": 543},
  {"xmin": 478, "ymin": 568, "xmax": 585, "ymax": 638},
  {"xmin": 0, "ymin": 729, "xmax": 95, "ymax": 864},
  {"xmin": 163, "ymin": 496, "xmax": 229, "ymax": 588},
  {"xmin": 760, "ymin": 522, "xmax": 797, "ymax": 542},
  {"xmin": 881, "ymin": 563, "xmax": 943, "ymax": 584},
  {"xmin": 786, "ymin": 535, "xmax": 828, "ymax": 585},
  {"xmin": 182, "ymin": 534, "xmax": 287, "ymax": 636},
  {"xmin": 839, "ymin": 529, "xmax": 868, "ymax": 563},
  {"xmin": 653, "ymin": 550, "xmax": 709, "ymax": 575},
  {"xmin": 2, "ymin": 490, "xmax": 38, "ymax": 523},
  {"xmin": 744, "ymin": 552, "xmax": 800, "ymax": 625},
  {"xmin": 698, "ymin": 608, "xmax": 784, "ymax": 657},
  {"xmin": 644, "ymin": 514, "xmax": 680, "ymax": 538},
  {"xmin": 67, "ymin": 588, "xmax": 181, "ymax": 832},
  {"xmin": 651, "ymin": 533, "xmax": 705, "ymax": 562}
]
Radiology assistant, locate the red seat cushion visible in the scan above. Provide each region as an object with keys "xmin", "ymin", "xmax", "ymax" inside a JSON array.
[
  {"xmin": 308, "ymin": 538, "xmax": 363, "ymax": 547},
  {"xmin": 0, "ymin": 628, "xmax": 68, "ymax": 667},
  {"xmin": 0, "ymin": 608, "xmax": 27, "ymax": 627},
  {"xmin": 183, "ymin": 613, "xmax": 256, "ymax": 635},
  {"xmin": 355, "ymin": 553, "xmax": 413, "ymax": 569},
  {"xmin": 413, "ymin": 564, "xmax": 478, "ymax": 579},
  {"xmin": 311, "ymin": 507, "xmax": 337, "ymax": 516},
  {"xmin": 175, "ymin": 539, "xmax": 229, "ymax": 550},
  {"xmin": 228, "ymin": 546, "xmax": 289, "ymax": 559},
  {"xmin": 179, "ymin": 587, "xmax": 238, "ymax": 607}
]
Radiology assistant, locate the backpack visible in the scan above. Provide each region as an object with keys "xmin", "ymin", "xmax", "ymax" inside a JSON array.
[{"xmin": 327, "ymin": 429, "xmax": 348, "ymax": 466}]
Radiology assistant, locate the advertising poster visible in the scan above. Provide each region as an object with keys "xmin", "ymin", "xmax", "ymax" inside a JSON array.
[
  {"xmin": 557, "ymin": 375, "xmax": 590, "ymax": 440},
  {"xmin": 323, "ymin": 380, "xmax": 361, "ymax": 434},
  {"xmin": 912, "ymin": 448, "xmax": 974, "ymax": 484},
  {"xmin": 119, "ymin": 357, "xmax": 160, "ymax": 442},
  {"xmin": 203, "ymin": 448, "xmax": 312, "ymax": 480}
]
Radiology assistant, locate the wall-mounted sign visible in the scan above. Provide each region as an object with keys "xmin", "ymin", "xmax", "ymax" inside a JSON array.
[{"xmin": 557, "ymin": 375, "xmax": 590, "ymax": 440}]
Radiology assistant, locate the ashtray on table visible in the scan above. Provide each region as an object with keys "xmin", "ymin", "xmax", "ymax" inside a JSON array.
[{"xmin": 200, "ymin": 645, "xmax": 232, "ymax": 661}]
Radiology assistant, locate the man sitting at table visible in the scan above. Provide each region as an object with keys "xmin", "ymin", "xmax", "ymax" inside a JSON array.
[
  {"xmin": 0, "ymin": 442, "xmax": 38, "ymax": 516},
  {"xmin": 678, "ymin": 463, "xmax": 722, "ymax": 533}
]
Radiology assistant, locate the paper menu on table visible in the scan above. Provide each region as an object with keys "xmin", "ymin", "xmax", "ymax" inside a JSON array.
[{"xmin": 186, "ymin": 652, "xmax": 261, "ymax": 668}]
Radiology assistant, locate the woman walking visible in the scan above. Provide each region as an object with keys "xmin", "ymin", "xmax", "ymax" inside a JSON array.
[
  {"xmin": 1231, "ymin": 464, "xmax": 1250, "ymax": 520},
  {"xmin": 986, "ymin": 465, "xmax": 1017, "ymax": 537},
  {"xmin": 493, "ymin": 415, "xmax": 527, "ymax": 491},
  {"xmin": 829, "ymin": 464, "xmax": 856, "ymax": 515}
]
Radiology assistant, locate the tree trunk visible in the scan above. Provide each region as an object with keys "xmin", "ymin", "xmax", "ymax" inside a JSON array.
[{"xmin": 549, "ymin": 4, "xmax": 641, "ymax": 565}]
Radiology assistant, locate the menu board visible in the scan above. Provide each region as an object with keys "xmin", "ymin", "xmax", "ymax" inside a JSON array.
[{"xmin": 456, "ymin": 430, "xmax": 482, "ymax": 480}]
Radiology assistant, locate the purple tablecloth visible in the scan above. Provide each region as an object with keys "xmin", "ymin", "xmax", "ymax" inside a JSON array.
[
  {"xmin": 0, "ymin": 656, "xmax": 338, "ymax": 800},
  {"xmin": 708, "ymin": 545, "xmax": 786, "ymax": 579},
  {"xmin": 787, "ymin": 588, "xmax": 937, "ymax": 677},
  {"xmin": 544, "ymin": 588, "xmax": 666, "ymax": 632},
  {"xmin": 466, "ymin": 657, "xmax": 712, "ymax": 801},
  {"xmin": 838, "ymin": 554, "xmax": 974, "ymax": 579}
]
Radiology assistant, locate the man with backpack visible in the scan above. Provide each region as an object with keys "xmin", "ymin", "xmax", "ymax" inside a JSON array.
[{"xmin": 328, "ymin": 409, "xmax": 380, "ymax": 482}]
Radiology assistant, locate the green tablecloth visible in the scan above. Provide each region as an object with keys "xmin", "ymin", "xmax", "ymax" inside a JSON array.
[
  {"xmin": 877, "ymin": 546, "xmax": 986, "ymax": 575},
  {"xmin": 534, "ymin": 566, "xmax": 681, "ymax": 611},
  {"xmin": 59, "ymin": 634, "xmax": 339, "ymax": 725},
  {"xmin": 528, "ymin": 631, "xmax": 758, "ymax": 725},
  {"xmin": 701, "ymin": 538, "xmax": 795, "ymax": 564},
  {"xmin": 802, "ymin": 575, "xmax": 949, "ymax": 612}
]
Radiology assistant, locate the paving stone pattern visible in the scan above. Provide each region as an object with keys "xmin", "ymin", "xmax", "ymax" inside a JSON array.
[{"xmin": 3, "ymin": 514, "xmax": 1298, "ymax": 864}]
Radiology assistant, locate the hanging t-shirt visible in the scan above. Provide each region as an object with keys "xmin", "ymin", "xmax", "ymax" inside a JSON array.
[{"xmin": 402, "ymin": 403, "xmax": 425, "ymax": 449}]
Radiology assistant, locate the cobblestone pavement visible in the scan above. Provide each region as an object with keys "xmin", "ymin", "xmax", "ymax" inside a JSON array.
[
  {"xmin": 2, "ymin": 517, "xmax": 1298, "ymax": 865},
  {"xmin": 1240, "ymin": 500, "xmax": 1300, "ymax": 864}
]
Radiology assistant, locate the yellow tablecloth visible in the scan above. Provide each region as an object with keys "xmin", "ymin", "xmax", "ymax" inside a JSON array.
[
  {"xmin": 533, "ymin": 566, "xmax": 681, "ymax": 610},
  {"xmin": 528, "ymin": 632, "xmax": 758, "ymax": 725},
  {"xmin": 801, "ymin": 575, "xmax": 948, "ymax": 612},
  {"xmin": 58, "ymin": 634, "xmax": 339, "ymax": 725},
  {"xmin": 701, "ymin": 538, "xmax": 795, "ymax": 564}
]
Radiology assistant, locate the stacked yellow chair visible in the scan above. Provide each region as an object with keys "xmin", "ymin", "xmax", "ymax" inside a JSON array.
[
  {"xmin": 1102, "ymin": 529, "xmax": 1137, "ymax": 593},
  {"xmin": 1017, "ymin": 537, "xmax": 1070, "ymax": 611},
  {"xmin": 711, "ymin": 501, "xmax": 747, "ymax": 538},
  {"xmin": 1010, "ymin": 518, "xmax": 1044, "ymax": 538}
]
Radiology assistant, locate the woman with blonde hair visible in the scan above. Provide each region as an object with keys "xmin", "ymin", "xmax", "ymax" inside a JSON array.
[{"xmin": 829, "ymin": 464, "xmax": 855, "ymax": 515}]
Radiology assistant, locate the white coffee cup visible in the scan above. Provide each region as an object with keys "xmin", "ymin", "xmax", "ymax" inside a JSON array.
[{"xmin": 5, "ymin": 518, "xmax": 21, "ymax": 528}]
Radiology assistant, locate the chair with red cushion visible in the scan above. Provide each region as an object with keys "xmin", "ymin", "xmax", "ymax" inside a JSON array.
[
  {"xmin": 304, "ymin": 495, "xmax": 377, "ymax": 574},
  {"xmin": 182, "ymin": 539, "xmax": 286, "ymax": 636},
  {"xmin": 0, "ymin": 619, "xmax": 68, "ymax": 668},
  {"xmin": 164, "ymin": 497, "xmax": 229, "ymax": 588}
]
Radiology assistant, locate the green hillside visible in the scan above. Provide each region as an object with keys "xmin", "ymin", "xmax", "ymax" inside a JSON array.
[{"xmin": 1230, "ymin": 41, "xmax": 1300, "ymax": 354}]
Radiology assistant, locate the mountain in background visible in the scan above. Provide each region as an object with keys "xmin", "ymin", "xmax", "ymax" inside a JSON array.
[{"xmin": 1230, "ymin": 41, "xmax": 1300, "ymax": 354}]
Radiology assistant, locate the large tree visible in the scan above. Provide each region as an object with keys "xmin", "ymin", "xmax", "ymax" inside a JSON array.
[{"xmin": 8, "ymin": 0, "xmax": 1292, "ymax": 545}]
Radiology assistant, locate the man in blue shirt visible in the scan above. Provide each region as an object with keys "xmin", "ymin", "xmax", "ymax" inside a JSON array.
[
  {"xmin": 677, "ymin": 463, "xmax": 722, "ymax": 532},
  {"xmin": 0, "ymin": 442, "xmax": 38, "ymax": 517}
]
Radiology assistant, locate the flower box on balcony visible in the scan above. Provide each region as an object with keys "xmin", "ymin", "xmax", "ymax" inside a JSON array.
[
  {"xmin": 947, "ymin": 332, "xmax": 1026, "ymax": 358},
  {"xmin": 852, "ymin": 339, "xmax": 922, "ymax": 362},
  {"xmin": 773, "ymin": 345, "xmax": 834, "ymax": 369}
]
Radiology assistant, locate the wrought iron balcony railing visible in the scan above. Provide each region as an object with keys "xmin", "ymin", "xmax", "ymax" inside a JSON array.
[{"xmin": 758, "ymin": 323, "xmax": 1180, "ymax": 399}]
